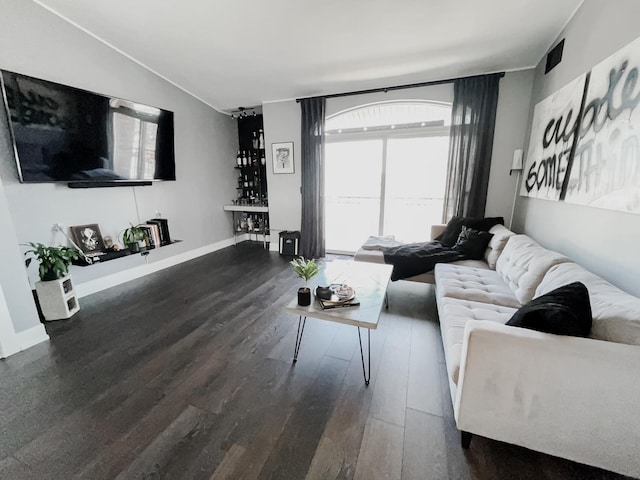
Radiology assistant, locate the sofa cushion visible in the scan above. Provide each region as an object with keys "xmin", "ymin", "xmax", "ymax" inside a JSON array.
[
  {"xmin": 353, "ymin": 248, "xmax": 386, "ymax": 264},
  {"xmin": 435, "ymin": 263, "xmax": 521, "ymax": 308},
  {"xmin": 436, "ymin": 216, "xmax": 504, "ymax": 247},
  {"xmin": 356, "ymin": 249, "xmax": 489, "ymax": 284},
  {"xmin": 453, "ymin": 226, "xmax": 493, "ymax": 260},
  {"xmin": 536, "ymin": 263, "xmax": 640, "ymax": 345},
  {"xmin": 437, "ymin": 296, "xmax": 517, "ymax": 384},
  {"xmin": 495, "ymin": 235, "xmax": 570, "ymax": 305},
  {"xmin": 507, "ymin": 282, "xmax": 592, "ymax": 337},
  {"xmin": 484, "ymin": 224, "xmax": 516, "ymax": 270}
]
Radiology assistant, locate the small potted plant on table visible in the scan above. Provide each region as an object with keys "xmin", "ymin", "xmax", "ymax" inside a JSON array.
[
  {"xmin": 122, "ymin": 224, "xmax": 147, "ymax": 253},
  {"xmin": 290, "ymin": 257, "xmax": 319, "ymax": 306},
  {"xmin": 24, "ymin": 242, "xmax": 81, "ymax": 321}
]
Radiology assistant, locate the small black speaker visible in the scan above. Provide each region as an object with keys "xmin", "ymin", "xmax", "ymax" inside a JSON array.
[
  {"xmin": 279, "ymin": 231, "xmax": 300, "ymax": 256},
  {"xmin": 545, "ymin": 39, "xmax": 565, "ymax": 74}
]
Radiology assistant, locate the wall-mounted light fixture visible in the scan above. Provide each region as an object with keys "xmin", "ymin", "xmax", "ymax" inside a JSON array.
[
  {"xmin": 509, "ymin": 149, "xmax": 523, "ymax": 175},
  {"xmin": 509, "ymin": 149, "xmax": 524, "ymax": 229}
]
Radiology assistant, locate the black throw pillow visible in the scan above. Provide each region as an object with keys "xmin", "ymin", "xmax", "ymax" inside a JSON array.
[
  {"xmin": 506, "ymin": 282, "xmax": 592, "ymax": 337},
  {"xmin": 436, "ymin": 216, "xmax": 504, "ymax": 247},
  {"xmin": 452, "ymin": 226, "xmax": 493, "ymax": 260},
  {"xmin": 435, "ymin": 216, "xmax": 465, "ymax": 246},
  {"xmin": 463, "ymin": 216, "xmax": 504, "ymax": 232}
]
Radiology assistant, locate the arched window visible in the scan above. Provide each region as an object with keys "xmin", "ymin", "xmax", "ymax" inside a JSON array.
[
  {"xmin": 324, "ymin": 100, "xmax": 452, "ymax": 253},
  {"xmin": 326, "ymin": 100, "xmax": 451, "ymax": 135}
]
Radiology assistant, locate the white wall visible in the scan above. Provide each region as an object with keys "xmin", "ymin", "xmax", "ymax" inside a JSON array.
[
  {"xmin": 262, "ymin": 100, "xmax": 302, "ymax": 251},
  {"xmin": 513, "ymin": 0, "xmax": 640, "ymax": 296},
  {"xmin": 0, "ymin": 174, "xmax": 42, "ymax": 333},
  {"xmin": 0, "ymin": 0, "xmax": 238, "ymax": 293},
  {"xmin": 486, "ymin": 70, "xmax": 535, "ymax": 224},
  {"xmin": 0, "ymin": 0, "xmax": 238, "ymax": 339},
  {"xmin": 262, "ymin": 72, "xmax": 534, "ymax": 248}
]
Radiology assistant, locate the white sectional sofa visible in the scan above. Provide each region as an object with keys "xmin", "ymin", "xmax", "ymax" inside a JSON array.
[{"xmin": 434, "ymin": 233, "xmax": 640, "ymax": 478}]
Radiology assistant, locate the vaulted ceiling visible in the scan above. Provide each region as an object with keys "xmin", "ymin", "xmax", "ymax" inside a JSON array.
[{"xmin": 34, "ymin": 0, "xmax": 583, "ymax": 111}]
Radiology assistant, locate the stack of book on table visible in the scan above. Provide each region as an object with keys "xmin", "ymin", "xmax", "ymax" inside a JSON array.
[{"xmin": 318, "ymin": 289, "xmax": 360, "ymax": 310}]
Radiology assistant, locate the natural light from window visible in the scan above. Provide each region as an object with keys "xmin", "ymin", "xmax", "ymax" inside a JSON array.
[{"xmin": 324, "ymin": 100, "xmax": 452, "ymax": 253}]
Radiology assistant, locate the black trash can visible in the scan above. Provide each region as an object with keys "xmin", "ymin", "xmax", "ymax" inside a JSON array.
[{"xmin": 279, "ymin": 231, "xmax": 300, "ymax": 256}]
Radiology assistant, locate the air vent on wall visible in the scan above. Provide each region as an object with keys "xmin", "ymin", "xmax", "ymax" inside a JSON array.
[{"xmin": 545, "ymin": 39, "xmax": 565, "ymax": 74}]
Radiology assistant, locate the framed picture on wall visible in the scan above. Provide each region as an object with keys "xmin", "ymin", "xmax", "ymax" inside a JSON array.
[
  {"xmin": 272, "ymin": 142, "xmax": 294, "ymax": 174},
  {"xmin": 69, "ymin": 224, "xmax": 106, "ymax": 256}
]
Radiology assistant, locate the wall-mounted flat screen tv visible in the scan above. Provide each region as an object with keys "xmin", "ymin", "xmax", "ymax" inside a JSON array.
[{"xmin": 0, "ymin": 70, "xmax": 175, "ymax": 184}]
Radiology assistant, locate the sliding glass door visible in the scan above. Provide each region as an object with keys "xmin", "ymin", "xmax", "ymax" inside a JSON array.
[
  {"xmin": 324, "ymin": 101, "xmax": 451, "ymax": 254},
  {"xmin": 325, "ymin": 140, "xmax": 383, "ymax": 253},
  {"xmin": 383, "ymin": 135, "xmax": 450, "ymax": 243}
]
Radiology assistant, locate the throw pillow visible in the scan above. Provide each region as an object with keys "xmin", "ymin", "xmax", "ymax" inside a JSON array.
[
  {"xmin": 463, "ymin": 216, "xmax": 504, "ymax": 232},
  {"xmin": 506, "ymin": 282, "xmax": 592, "ymax": 337},
  {"xmin": 453, "ymin": 226, "xmax": 493, "ymax": 260},
  {"xmin": 435, "ymin": 216, "xmax": 504, "ymax": 247},
  {"xmin": 435, "ymin": 216, "xmax": 465, "ymax": 246},
  {"xmin": 485, "ymin": 224, "xmax": 515, "ymax": 269}
]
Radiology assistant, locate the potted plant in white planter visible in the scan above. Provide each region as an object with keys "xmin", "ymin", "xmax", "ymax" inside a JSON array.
[
  {"xmin": 290, "ymin": 257, "xmax": 319, "ymax": 306},
  {"xmin": 24, "ymin": 242, "xmax": 81, "ymax": 321},
  {"xmin": 122, "ymin": 224, "xmax": 147, "ymax": 253}
]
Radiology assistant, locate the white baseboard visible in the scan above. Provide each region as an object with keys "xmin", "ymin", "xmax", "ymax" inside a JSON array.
[
  {"xmin": 0, "ymin": 324, "xmax": 49, "ymax": 359},
  {"xmin": 75, "ymin": 236, "xmax": 239, "ymax": 298}
]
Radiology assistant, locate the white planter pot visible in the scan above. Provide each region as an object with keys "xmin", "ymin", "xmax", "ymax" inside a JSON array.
[{"xmin": 34, "ymin": 275, "xmax": 80, "ymax": 321}]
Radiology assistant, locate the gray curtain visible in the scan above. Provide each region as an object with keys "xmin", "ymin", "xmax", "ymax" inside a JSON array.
[
  {"xmin": 300, "ymin": 97, "xmax": 326, "ymax": 258},
  {"xmin": 443, "ymin": 73, "xmax": 501, "ymax": 220}
]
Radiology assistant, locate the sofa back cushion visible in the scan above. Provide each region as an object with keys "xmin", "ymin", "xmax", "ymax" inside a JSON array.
[
  {"xmin": 536, "ymin": 262, "xmax": 640, "ymax": 345},
  {"xmin": 496, "ymin": 235, "xmax": 570, "ymax": 304},
  {"xmin": 484, "ymin": 224, "xmax": 516, "ymax": 269}
]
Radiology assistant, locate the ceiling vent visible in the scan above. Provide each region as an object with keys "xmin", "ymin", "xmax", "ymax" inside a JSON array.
[{"xmin": 545, "ymin": 39, "xmax": 565, "ymax": 74}]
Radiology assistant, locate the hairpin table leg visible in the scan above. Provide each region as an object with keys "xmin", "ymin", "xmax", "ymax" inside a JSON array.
[
  {"xmin": 358, "ymin": 327, "xmax": 371, "ymax": 386},
  {"xmin": 293, "ymin": 316, "xmax": 306, "ymax": 363}
]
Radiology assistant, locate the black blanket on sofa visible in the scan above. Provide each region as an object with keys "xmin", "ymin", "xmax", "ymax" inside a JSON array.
[{"xmin": 383, "ymin": 241, "xmax": 466, "ymax": 281}]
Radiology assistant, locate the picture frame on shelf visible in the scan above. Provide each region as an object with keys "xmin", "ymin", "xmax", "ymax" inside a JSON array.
[
  {"xmin": 272, "ymin": 142, "xmax": 294, "ymax": 174},
  {"xmin": 69, "ymin": 224, "xmax": 106, "ymax": 256}
]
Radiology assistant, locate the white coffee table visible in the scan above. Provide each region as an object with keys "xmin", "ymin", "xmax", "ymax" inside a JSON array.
[{"xmin": 285, "ymin": 260, "xmax": 392, "ymax": 385}]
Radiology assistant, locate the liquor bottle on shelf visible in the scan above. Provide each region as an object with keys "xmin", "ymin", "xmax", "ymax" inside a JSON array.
[
  {"xmin": 244, "ymin": 175, "xmax": 249, "ymax": 187},
  {"xmin": 242, "ymin": 151, "xmax": 248, "ymax": 166},
  {"xmin": 252, "ymin": 132, "xmax": 259, "ymax": 149},
  {"xmin": 236, "ymin": 150, "xmax": 242, "ymax": 167},
  {"xmin": 258, "ymin": 129, "xmax": 264, "ymax": 149},
  {"xmin": 260, "ymin": 152, "xmax": 266, "ymax": 165}
]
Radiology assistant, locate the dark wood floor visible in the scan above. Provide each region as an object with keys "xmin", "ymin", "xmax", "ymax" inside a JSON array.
[{"xmin": 0, "ymin": 242, "xmax": 632, "ymax": 479}]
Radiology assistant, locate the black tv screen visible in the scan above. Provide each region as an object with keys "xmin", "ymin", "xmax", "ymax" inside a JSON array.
[{"xmin": 0, "ymin": 70, "xmax": 175, "ymax": 183}]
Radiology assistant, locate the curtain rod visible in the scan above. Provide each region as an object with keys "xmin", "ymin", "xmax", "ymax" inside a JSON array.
[{"xmin": 295, "ymin": 72, "xmax": 505, "ymax": 103}]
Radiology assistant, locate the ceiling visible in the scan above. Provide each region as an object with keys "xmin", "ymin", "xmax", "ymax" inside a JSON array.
[{"xmin": 34, "ymin": 0, "xmax": 583, "ymax": 112}]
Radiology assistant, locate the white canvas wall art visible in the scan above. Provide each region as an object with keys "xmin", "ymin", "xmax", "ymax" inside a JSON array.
[
  {"xmin": 520, "ymin": 74, "xmax": 587, "ymax": 201},
  {"xmin": 566, "ymin": 36, "xmax": 640, "ymax": 214}
]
